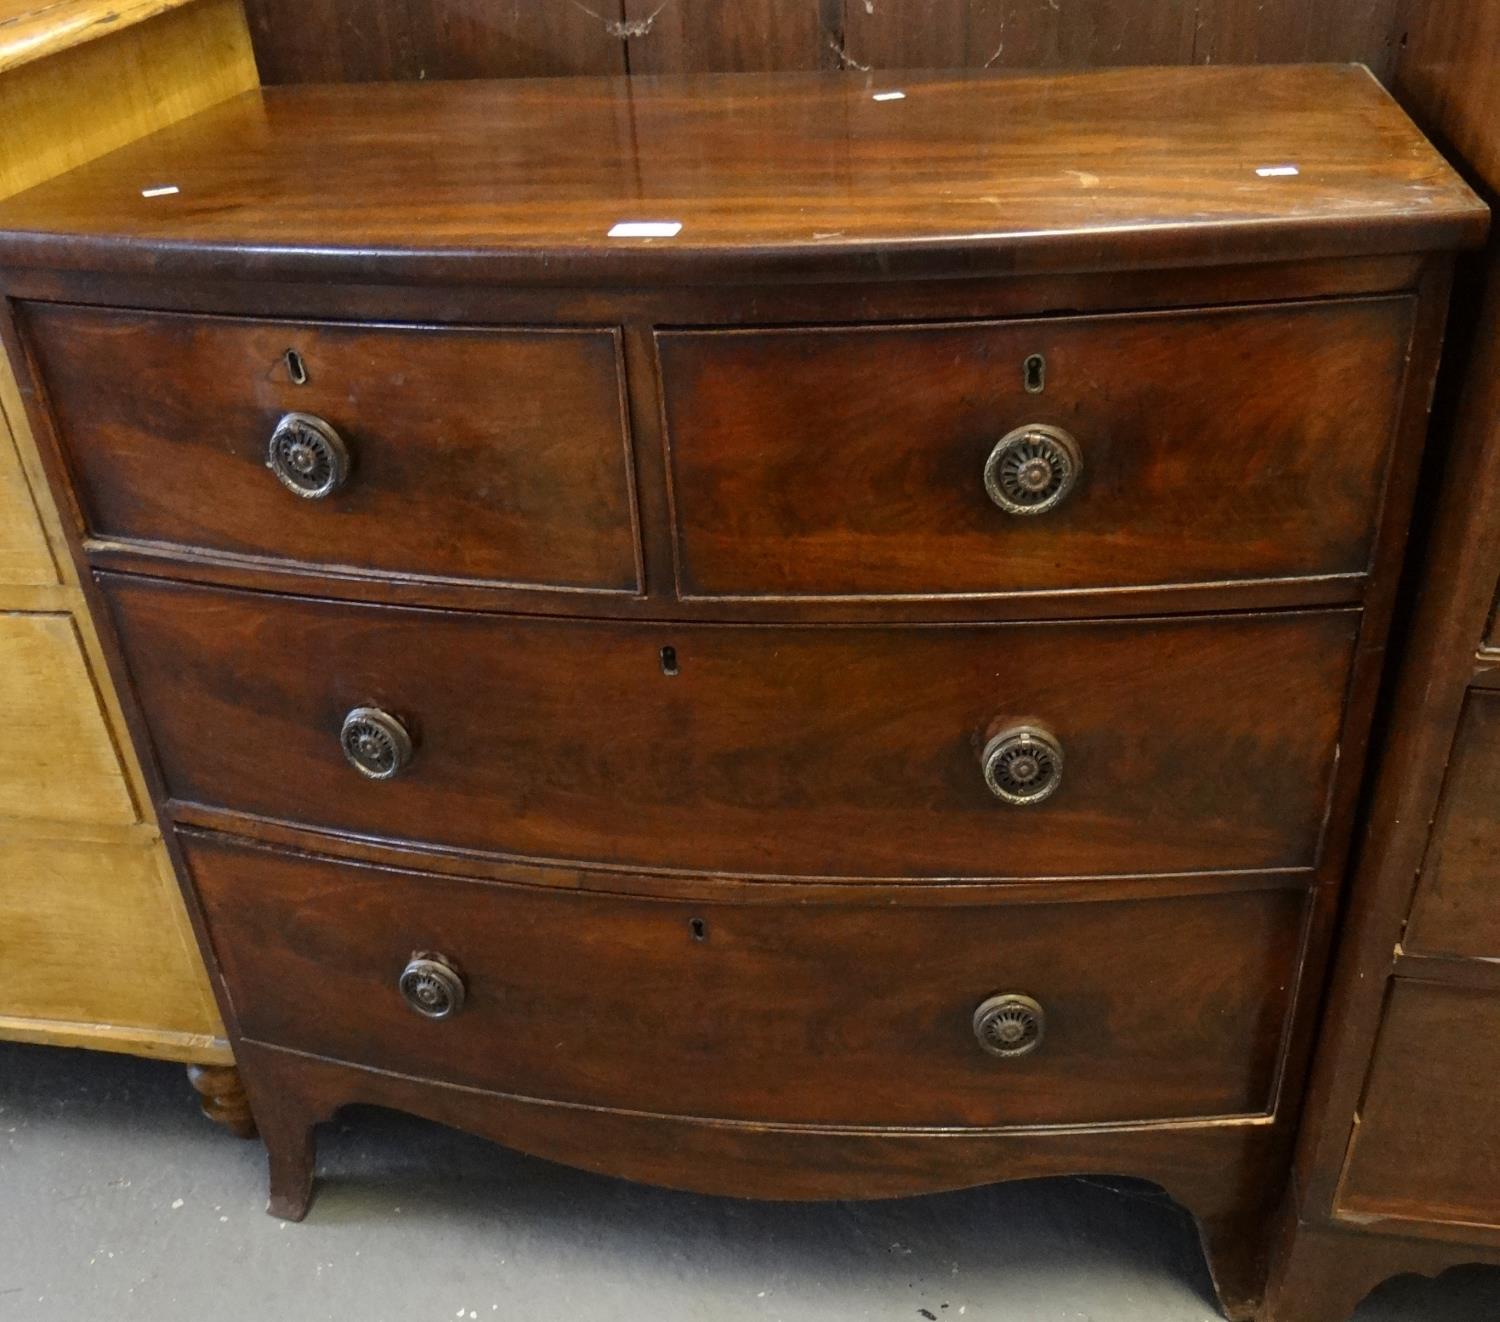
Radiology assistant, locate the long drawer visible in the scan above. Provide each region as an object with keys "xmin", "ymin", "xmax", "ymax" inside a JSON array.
[
  {"xmin": 659, "ymin": 298, "xmax": 1413, "ymax": 598},
  {"xmin": 22, "ymin": 303, "xmax": 640, "ymax": 594},
  {"xmin": 184, "ymin": 831, "xmax": 1306, "ymax": 1128},
  {"xmin": 104, "ymin": 575, "xmax": 1358, "ymax": 878}
]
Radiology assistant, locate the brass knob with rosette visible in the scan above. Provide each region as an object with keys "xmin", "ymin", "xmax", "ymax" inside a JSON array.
[
  {"xmin": 399, "ymin": 954, "xmax": 465, "ymax": 1020},
  {"xmin": 340, "ymin": 706, "xmax": 413, "ymax": 780},
  {"xmin": 981, "ymin": 725, "xmax": 1063, "ymax": 805},
  {"xmin": 972, "ymin": 993, "xmax": 1046, "ymax": 1058},
  {"xmin": 266, "ymin": 411, "xmax": 350, "ymax": 499},
  {"xmin": 983, "ymin": 423, "xmax": 1081, "ymax": 515}
]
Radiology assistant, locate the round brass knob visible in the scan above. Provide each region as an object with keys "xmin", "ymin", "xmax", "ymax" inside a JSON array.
[
  {"xmin": 983, "ymin": 424, "xmax": 1081, "ymax": 515},
  {"xmin": 973, "ymin": 993, "xmax": 1045, "ymax": 1058},
  {"xmin": 399, "ymin": 954, "xmax": 465, "ymax": 1020},
  {"xmin": 267, "ymin": 411, "xmax": 350, "ymax": 499},
  {"xmin": 340, "ymin": 706, "xmax": 413, "ymax": 780},
  {"xmin": 981, "ymin": 725, "xmax": 1063, "ymax": 805}
]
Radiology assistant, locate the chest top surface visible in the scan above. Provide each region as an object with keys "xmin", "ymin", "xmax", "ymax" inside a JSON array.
[{"xmin": 0, "ymin": 63, "xmax": 1484, "ymax": 286}]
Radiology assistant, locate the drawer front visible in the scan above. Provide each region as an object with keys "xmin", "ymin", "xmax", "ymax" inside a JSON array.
[
  {"xmin": 23, "ymin": 303, "xmax": 639, "ymax": 593},
  {"xmin": 0, "ymin": 402, "xmax": 56, "ymax": 588},
  {"xmin": 0, "ymin": 611, "xmax": 136, "ymax": 827},
  {"xmin": 659, "ymin": 298, "xmax": 1412, "ymax": 598},
  {"xmin": 1406, "ymin": 692, "xmax": 1500, "ymax": 959},
  {"xmin": 105, "ymin": 575, "xmax": 1358, "ymax": 878},
  {"xmin": 185, "ymin": 832, "xmax": 1306, "ymax": 1127},
  {"xmin": 1338, "ymin": 979, "xmax": 1500, "ymax": 1228},
  {"xmin": 0, "ymin": 835, "xmax": 220, "ymax": 1037}
]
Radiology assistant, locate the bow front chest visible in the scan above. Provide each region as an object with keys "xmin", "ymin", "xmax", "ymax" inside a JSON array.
[{"xmin": 0, "ymin": 64, "xmax": 1484, "ymax": 1320}]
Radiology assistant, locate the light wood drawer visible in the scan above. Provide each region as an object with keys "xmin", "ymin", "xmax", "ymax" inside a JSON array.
[
  {"xmin": 0, "ymin": 404, "xmax": 54, "ymax": 587},
  {"xmin": 0, "ymin": 610, "xmax": 135, "ymax": 827},
  {"xmin": 0, "ymin": 835, "xmax": 218, "ymax": 1038},
  {"xmin": 659, "ymin": 298, "xmax": 1412, "ymax": 599}
]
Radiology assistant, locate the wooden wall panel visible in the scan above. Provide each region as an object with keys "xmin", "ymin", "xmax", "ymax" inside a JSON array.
[
  {"xmin": 1396, "ymin": 0, "xmax": 1500, "ymax": 192},
  {"xmin": 622, "ymin": 0, "xmax": 831, "ymax": 73},
  {"xmin": 241, "ymin": 0, "xmax": 1404, "ymax": 84},
  {"xmin": 840, "ymin": 0, "xmax": 1195, "ymax": 71},
  {"xmin": 245, "ymin": 0, "xmax": 627, "ymax": 83},
  {"xmin": 1193, "ymin": 0, "xmax": 1398, "ymax": 70}
]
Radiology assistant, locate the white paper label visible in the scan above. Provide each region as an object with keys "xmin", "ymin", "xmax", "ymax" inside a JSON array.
[
  {"xmin": 140, "ymin": 185, "xmax": 180, "ymax": 197},
  {"xmin": 607, "ymin": 221, "xmax": 683, "ymax": 238},
  {"xmin": 1255, "ymin": 165, "xmax": 1300, "ymax": 178},
  {"xmin": 872, "ymin": 90, "xmax": 906, "ymax": 102}
]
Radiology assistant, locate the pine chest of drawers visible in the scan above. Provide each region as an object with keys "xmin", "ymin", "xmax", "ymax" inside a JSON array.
[{"xmin": 0, "ymin": 65, "xmax": 1484, "ymax": 1320}]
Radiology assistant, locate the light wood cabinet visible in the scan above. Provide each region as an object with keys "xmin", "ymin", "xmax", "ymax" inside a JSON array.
[{"xmin": 0, "ymin": 0, "xmax": 257, "ymax": 1129}]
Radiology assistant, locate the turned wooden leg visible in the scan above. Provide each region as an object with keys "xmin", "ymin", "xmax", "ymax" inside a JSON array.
[{"xmin": 186, "ymin": 1064, "xmax": 257, "ymax": 1139}]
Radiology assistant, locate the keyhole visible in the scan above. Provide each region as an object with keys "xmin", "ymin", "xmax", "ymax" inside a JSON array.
[
  {"xmin": 689, "ymin": 917, "xmax": 707, "ymax": 941},
  {"xmin": 284, "ymin": 348, "xmax": 308, "ymax": 385},
  {"xmin": 1023, "ymin": 353, "xmax": 1046, "ymax": 394},
  {"xmin": 660, "ymin": 646, "xmax": 679, "ymax": 676}
]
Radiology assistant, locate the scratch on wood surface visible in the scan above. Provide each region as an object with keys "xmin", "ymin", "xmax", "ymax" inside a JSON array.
[
  {"xmin": 1190, "ymin": 0, "xmax": 1208, "ymax": 63},
  {"xmin": 570, "ymin": 0, "xmax": 669, "ymax": 40},
  {"xmin": 825, "ymin": 31, "xmax": 872, "ymax": 70},
  {"xmin": 983, "ymin": 10, "xmax": 1007, "ymax": 67}
]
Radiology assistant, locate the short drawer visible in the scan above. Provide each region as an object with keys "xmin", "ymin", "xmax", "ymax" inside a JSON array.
[
  {"xmin": 659, "ymin": 298, "xmax": 1412, "ymax": 598},
  {"xmin": 1406, "ymin": 691, "xmax": 1500, "ymax": 960},
  {"xmin": 1, "ymin": 610, "xmax": 136, "ymax": 827},
  {"xmin": 1337, "ymin": 979, "xmax": 1500, "ymax": 1229},
  {"xmin": 0, "ymin": 405, "xmax": 55, "ymax": 588},
  {"xmin": 0, "ymin": 835, "xmax": 219, "ymax": 1038},
  {"xmin": 185, "ymin": 832, "xmax": 1307, "ymax": 1128},
  {"xmin": 22, "ymin": 303, "xmax": 639, "ymax": 593},
  {"xmin": 104, "ymin": 574, "xmax": 1358, "ymax": 878}
]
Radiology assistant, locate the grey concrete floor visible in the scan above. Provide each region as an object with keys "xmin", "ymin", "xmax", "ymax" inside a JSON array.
[{"xmin": 0, "ymin": 1041, "xmax": 1495, "ymax": 1322}]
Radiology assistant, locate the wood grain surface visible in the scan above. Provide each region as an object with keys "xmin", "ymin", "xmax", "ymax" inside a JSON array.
[
  {"xmin": 0, "ymin": 386, "xmax": 52, "ymax": 585},
  {"xmin": 0, "ymin": 66, "xmax": 1482, "ymax": 287},
  {"xmin": 24, "ymin": 303, "xmax": 641, "ymax": 594},
  {"xmin": 0, "ymin": 610, "xmax": 138, "ymax": 827},
  {"xmin": 0, "ymin": 834, "xmax": 224, "ymax": 1050},
  {"xmin": 1404, "ymin": 691, "xmax": 1500, "ymax": 959},
  {"xmin": 1258, "ymin": 4, "xmax": 1500, "ymax": 1312},
  {"xmin": 1397, "ymin": 0, "xmax": 1500, "ymax": 195},
  {"xmin": 1335, "ymin": 979, "xmax": 1500, "ymax": 1229},
  {"xmin": 0, "ymin": 0, "xmax": 255, "ymax": 200},
  {"xmin": 660, "ymin": 297, "xmax": 1413, "ymax": 598},
  {"xmin": 101, "ymin": 574, "xmax": 1360, "ymax": 879},
  {"xmin": 0, "ymin": 0, "xmax": 250, "ymax": 1067},
  {"xmin": 236, "ymin": 0, "xmax": 1404, "ymax": 85},
  {"xmin": 0, "ymin": 0, "xmax": 205, "ymax": 73},
  {"xmin": 186, "ymin": 830, "xmax": 1307, "ymax": 1128}
]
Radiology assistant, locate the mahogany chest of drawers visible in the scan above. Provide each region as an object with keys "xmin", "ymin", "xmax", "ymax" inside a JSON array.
[{"xmin": 0, "ymin": 65, "xmax": 1484, "ymax": 1320}]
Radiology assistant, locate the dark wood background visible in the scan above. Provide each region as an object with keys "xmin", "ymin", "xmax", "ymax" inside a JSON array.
[{"xmin": 242, "ymin": 0, "xmax": 1407, "ymax": 86}]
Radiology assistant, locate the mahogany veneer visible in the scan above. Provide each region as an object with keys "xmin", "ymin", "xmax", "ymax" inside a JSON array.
[{"xmin": 0, "ymin": 66, "xmax": 1484, "ymax": 1321}]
